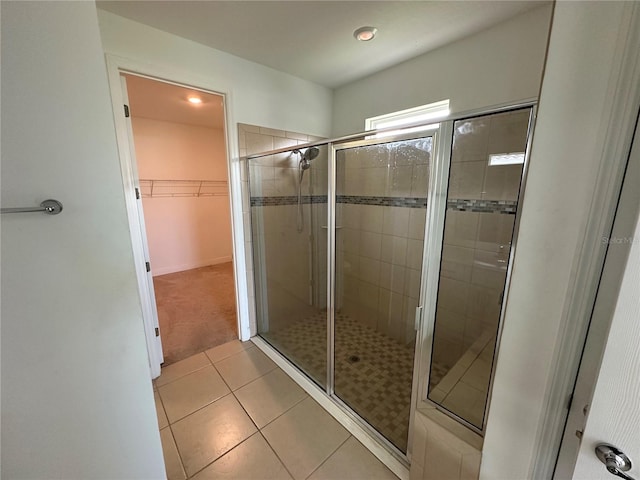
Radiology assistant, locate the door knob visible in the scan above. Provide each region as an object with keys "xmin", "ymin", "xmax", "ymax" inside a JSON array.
[{"xmin": 596, "ymin": 444, "xmax": 636, "ymax": 480}]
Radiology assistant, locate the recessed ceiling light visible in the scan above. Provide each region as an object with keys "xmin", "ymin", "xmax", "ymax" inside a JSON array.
[
  {"xmin": 354, "ymin": 26, "xmax": 377, "ymax": 42},
  {"xmin": 187, "ymin": 96, "xmax": 202, "ymax": 104}
]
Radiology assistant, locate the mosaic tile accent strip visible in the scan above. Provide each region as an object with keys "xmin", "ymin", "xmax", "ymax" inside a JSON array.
[
  {"xmin": 251, "ymin": 195, "xmax": 518, "ymax": 214},
  {"xmin": 447, "ymin": 198, "xmax": 518, "ymax": 214},
  {"xmin": 260, "ymin": 311, "xmax": 415, "ymax": 453},
  {"xmin": 337, "ymin": 195, "xmax": 427, "ymax": 209},
  {"xmin": 250, "ymin": 195, "xmax": 427, "ymax": 208},
  {"xmin": 250, "ymin": 195, "xmax": 327, "ymax": 206}
]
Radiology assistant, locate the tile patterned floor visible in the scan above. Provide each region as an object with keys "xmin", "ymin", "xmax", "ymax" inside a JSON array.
[
  {"xmin": 261, "ymin": 312, "xmax": 415, "ymax": 453},
  {"xmin": 154, "ymin": 340, "xmax": 399, "ymax": 480},
  {"xmin": 154, "ymin": 263, "xmax": 238, "ymax": 365}
]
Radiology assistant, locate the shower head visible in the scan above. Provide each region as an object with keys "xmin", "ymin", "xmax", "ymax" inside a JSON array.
[
  {"xmin": 303, "ymin": 146, "xmax": 320, "ymax": 161},
  {"xmin": 294, "ymin": 146, "xmax": 320, "ymax": 171}
]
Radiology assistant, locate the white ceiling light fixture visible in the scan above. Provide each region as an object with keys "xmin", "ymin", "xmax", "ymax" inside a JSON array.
[
  {"xmin": 187, "ymin": 96, "xmax": 202, "ymax": 104},
  {"xmin": 354, "ymin": 26, "xmax": 377, "ymax": 42}
]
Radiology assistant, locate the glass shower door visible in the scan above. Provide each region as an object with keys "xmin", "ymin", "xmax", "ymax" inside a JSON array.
[
  {"xmin": 332, "ymin": 135, "xmax": 433, "ymax": 453},
  {"xmin": 250, "ymin": 144, "xmax": 329, "ymax": 388}
]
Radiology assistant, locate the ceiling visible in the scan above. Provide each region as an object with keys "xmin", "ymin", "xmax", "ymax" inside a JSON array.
[
  {"xmin": 98, "ymin": 1, "xmax": 546, "ymax": 88},
  {"xmin": 124, "ymin": 74, "xmax": 225, "ymax": 129}
]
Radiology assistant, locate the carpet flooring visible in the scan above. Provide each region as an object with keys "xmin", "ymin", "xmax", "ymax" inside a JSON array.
[{"xmin": 153, "ymin": 262, "xmax": 238, "ymax": 366}]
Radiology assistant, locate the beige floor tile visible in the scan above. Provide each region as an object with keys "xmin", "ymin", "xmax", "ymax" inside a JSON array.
[
  {"xmin": 459, "ymin": 358, "xmax": 491, "ymax": 393},
  {"xmin": 156, "ymin": 353, "xmax": 211, "ymax": 387},
  {"xmin": 215, "ymin": 346, "xmax": 277, "ymax": 390},
  {"xmin": 205, "ymin": 339, "xmax": 253, "ymax": 363},
  {"xmin": 235, "ymin": 368, "xmax": 307, "ymax": 428},
  {"xmin": 160, "ymin": 427, "xmax": 186, "ymax": 480},
  {"xmin": 442, "ymin": 381, "xmax": 486, "ymax": 428},
  {"xmin": 172, "ymin": 394, "xmax": 257, "ymax": 477},
  {"xmin": 154, "ymin": 390, "xmax": 169, "ymax": 429},
  {"xmin": 191, "ymin": 432, "xmax": 293, "ymax": 480},
  {"xmin": 158, "ymin": 365, "xmax": 230, "ymax": 423},
  {"xmin": 262, "ymin": 397, "xmax": 350, "ymax": 480},
  {"xmin": 308, "ymin": 437, "xmax": 398, "ymax": 480}
]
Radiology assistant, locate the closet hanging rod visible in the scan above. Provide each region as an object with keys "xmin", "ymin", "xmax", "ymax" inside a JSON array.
[{"xmin": 1, "ymin": 199, "xmax": 63, "ymax": 215}]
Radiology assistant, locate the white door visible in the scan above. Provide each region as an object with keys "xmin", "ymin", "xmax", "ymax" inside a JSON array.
[
  {"xmin": 568, "ymin": 119, "xmax": 640, "ymax": 479},
  {"xmin": 119, "ymin": 74, "xmax": 164, "ymax": 373}
]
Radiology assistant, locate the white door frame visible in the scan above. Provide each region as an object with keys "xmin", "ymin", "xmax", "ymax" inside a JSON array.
[
  {"xmin": 554, "ymin": 102, "xmax": 640, "ymax": 479},
  {"xmin": 526, "ymin": 3, "xmax": 640, "ymax": 478},
  {"xmin": 104, "ymin": 54, "xmax": 251, "ymax": 378}
]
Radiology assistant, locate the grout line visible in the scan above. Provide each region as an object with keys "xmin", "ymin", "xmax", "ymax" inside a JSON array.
[
  {"xmin": 167, "ymin": 391, "xmax": 234, "ymax": 426},
  {"xmin": 303, "ymin": 434, "xmax": 353, "ymax": 480},
  {"xmin": 166, "ymin": 425, "xmax": 188, "ymax": 480},
  {"xmin": 257, "ymin": 390, "xmax": 309, "ymax": 431},
  {"xmin": 155, "ymin": 361, "xmax": 210, "ymax": 389},
  {"xmin": 229, "ymin": 380, "xmax": 261, "ymax": 432},
  {"xmin": 258, "ymin": 430, "xmax": 297, "ymax": 480},
  {"xmin": 184, "ymin": 432, "xmax": 260, "ymax": 479}
]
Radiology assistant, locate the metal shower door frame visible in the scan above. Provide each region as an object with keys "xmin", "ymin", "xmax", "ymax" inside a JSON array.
[{"xmin": 326, "ymin": 128, "xmax": 441, "ymax": 462}]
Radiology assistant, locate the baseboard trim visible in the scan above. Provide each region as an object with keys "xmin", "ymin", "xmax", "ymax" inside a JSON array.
[
  {"xmin": 151, "ymin": 256, "xmax": 233, "ymax": 277},
  {"xmin": 250, "ymin": 336, "xmax": 410, "ymax": 480}
]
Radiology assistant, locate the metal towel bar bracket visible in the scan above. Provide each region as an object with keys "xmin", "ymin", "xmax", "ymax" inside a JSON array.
[{"xmin": 1, "ymin": 199, "xmax": 63, "ymax": 215}]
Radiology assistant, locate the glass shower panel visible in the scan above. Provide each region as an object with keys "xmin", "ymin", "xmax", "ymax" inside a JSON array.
[
  {"xmin": 427, "ymin": 108, "xmax": 531, "ymax": 431},
  {"xmin": 334, "ymin": 136, "xmax": 432, "ymax": 453},
  {"xmin": 250, "ymin": 144, "xmax": 328, "ymax": 388}
]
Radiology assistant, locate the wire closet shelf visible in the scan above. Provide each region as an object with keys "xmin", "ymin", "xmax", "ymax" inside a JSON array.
[{"xmin": 139, "ymin": 179, "xmax": 228, "ymax": 198}]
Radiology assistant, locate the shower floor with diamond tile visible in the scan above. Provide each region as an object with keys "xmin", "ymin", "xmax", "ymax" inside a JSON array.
[{"xmin": 261, "ymin": 311, "xmax": 415, "ymax": 452}]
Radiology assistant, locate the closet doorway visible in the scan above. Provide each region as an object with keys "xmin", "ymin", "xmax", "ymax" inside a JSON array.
[{"xmin": 123, "ymin": 73, "xmax": 237, "ymax": 366}]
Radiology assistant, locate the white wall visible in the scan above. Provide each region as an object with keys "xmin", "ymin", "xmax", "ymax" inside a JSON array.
[
  {"xmin": 97, "ymin": 9, "xmax": 333, "ymax": 138},
  {"xmin": 1, "ymin": 2, "xmax": 165, "ymax": 478},
  {"xmin": 132, "ymin": 117, "xmax": 233, "ymax": 275},
  {"xmin": 481, "ymin": 2, "xmax": 636, "ymax": 478},
  {"xmin": 331, "ymin": 4, "xmax": 552, "ymax": 136}
]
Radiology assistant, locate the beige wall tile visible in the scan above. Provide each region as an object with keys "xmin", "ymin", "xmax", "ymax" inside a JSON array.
[
  {"xmin": 437, "ymin": 278, "xmax": 469, "ymax": 316},
  {"xmin": 448, "ymin": 161, "xmax": 486, "ymax": 200},
  {"xmin": 381, "ymin": 235, "xmax": 408, "ymax": 266},
  {"xmin": 359, "ymin": 231, "xmax": 382, "ymax": 259},
  {"xmin": 482, "ymin": 164, "xmax": 522, "ymax": 201},
  {"xmin": 451, "ymin": 117, "xmax": 491, "ymax": 163},
  {"xmin": 259, "ymin": 127, "xmax": 286, "ymax": 137},
  {"xmin": 443, "ymin": 211, "xmax": 479, "ymax": 249},
  {"xmin": 246, "ymin": 132, "xmax": 274, "ymax": 157},
  {"xmin": 411, "ymin": 164, "xmax": 430, "ymax": 197},
  {"xmin": 460, "ymin": 452, "xmax": 481, "ymax": 480},
  {"xmin": 408, "ymin": 209, "xmax": 427, "ymax": 240},
  {"xmin": 423, "ymin": 431, "xmax": 462, "ymax": 480},
  {"xmin": 360, "ymin": 204, "xmax": 384, "ymax": 233},
  {"xmin": 388, "ymin": 165, "xmax": 414, "ymax": 197},
  {"xmin": 441, "ymin": 245, "xmax": 474, "ymax": 282},
  {"xmin": 362, "ymin": 167, "xmax": 388, "ymax": 196},
  {"xmin": 383, "ymin": 207, "xmax": 410, "ymax": 236}
]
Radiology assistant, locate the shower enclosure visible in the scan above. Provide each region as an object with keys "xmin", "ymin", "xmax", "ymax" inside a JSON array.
[{"xmin": 248, "ymin": 104, "xmax": 534, "ymax": 460}]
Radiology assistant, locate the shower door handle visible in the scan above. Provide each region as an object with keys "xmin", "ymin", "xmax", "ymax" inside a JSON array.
[{"xmin": 321, "ymin": 226, "xmax": 343, "ymax": 229}]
